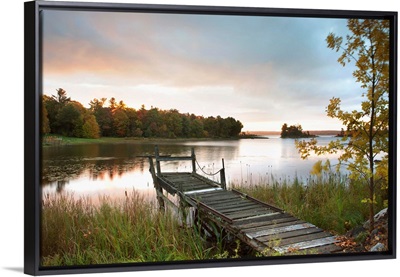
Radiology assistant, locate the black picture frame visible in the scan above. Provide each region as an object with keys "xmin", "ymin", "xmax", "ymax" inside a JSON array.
[{"xmin": 24, "ymin": 0, "xmax": 397, "ymax": 275}]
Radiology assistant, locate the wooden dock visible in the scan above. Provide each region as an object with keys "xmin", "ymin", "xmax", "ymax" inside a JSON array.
[{"xmin": 148, "ymin": 146, "xmax": 342, "ymax": 255}]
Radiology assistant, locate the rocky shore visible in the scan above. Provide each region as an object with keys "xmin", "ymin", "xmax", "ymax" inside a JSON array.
[{"xmin": 335, "ymin": 208, "xmax": 389, "ymax": 252}]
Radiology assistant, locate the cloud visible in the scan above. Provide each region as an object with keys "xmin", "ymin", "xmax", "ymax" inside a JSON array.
[{"xmin": 42, "ymin": 10, "xmax": 363, "ymax": 131}]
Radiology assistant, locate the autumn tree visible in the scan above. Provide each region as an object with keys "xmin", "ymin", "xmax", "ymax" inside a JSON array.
[
  {"xmin": 124, "ymin": 107, "xmax": 140, "ymax": 137},
  {"xmin": 56, "ymin": 102, "xmax": 84, "ymax": 137},
  {"xmin": 82, "ymin": 114, "xmax": 100, "ymax": 139},
  {"xmin": 165, "ymin": 109, "xmax": 183, "ymax": 138},
  {"xmin": 52, "ymin": 88, "xmax": 70, "ymax": 104},
  {"xmin": 189, "ymin": 117, "xmax": 205, "ymax": 138},
  {"xmin": 55, "ymin": 100, "xmax": 100, "ymax": 138},
  {"xmin": 42, "ymin": 101, "xmax": 51, "ymax": 134},
  {"xmin": 43, "ymin": 95, "xmax": 58, "ymax": 133},
  {"xmin": 113, "ymin": 108, "xmax": 129, "ymax": 137},
  {"xmin": 295, "ymin": 19, "xmax": 389, "ymax": 231},
  {"xmin": 143, "ymin": 107, "xmax": 162, "ymax": 137},
  {"xmin": 109, "ymin": 97, "xmax": 117, "ymax": 113},
  {"xmin": 43, "ymin": 89, "xmax": 71, "ymax": 133},
  {"xmin": 89, "ymin": 98, "xmax": 113, "ymax": 136},
  {"xmin": 226, "ymin": 117, "xmax": 244, "ymax": 137}
]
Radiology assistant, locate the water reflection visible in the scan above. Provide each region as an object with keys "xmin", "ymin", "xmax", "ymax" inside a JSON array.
[{"xmin": 42, "ymin": 137, "xmax": 345, "ymax": 200}]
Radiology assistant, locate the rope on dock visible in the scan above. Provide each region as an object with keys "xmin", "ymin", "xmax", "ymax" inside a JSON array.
[{"xmin": 195, "ymin": 160, "xmax": 222, "ymax": 176}]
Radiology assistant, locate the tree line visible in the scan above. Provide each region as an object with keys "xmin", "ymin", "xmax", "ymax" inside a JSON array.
[{"xmin": 42, "ymin": 89, "xmax": 243, "ymax": 139}]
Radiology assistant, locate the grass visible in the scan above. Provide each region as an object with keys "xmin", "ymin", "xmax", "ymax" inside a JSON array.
[
  {"xmin": 41, "ymin": 191, "xmax": 218, "ymax": 266},
  {"xmin": 42, "ymin": 135, "xmax": 141, "ymax": 146},
  {"xmin": 42, "ymin": 135, "xmax": 254, "ymax": 146},
  {"xmin": 41, "ymin": 171, "xmax": 387, "ymax": 266},
  {"xmin": 232, "ymin": 172, "xmax": 386, "ymax": 235}
]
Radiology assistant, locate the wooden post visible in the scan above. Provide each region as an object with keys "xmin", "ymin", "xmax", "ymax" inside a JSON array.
[
  {"xmin": 191, "ymin": 147, "xmax": 196, "ymax": 173},
  {"xmin": 220, "ymin": 158, "xmax": 226, "ymax": 190},
  {"xmin": 148, "ymin": 156, "xmax": 165, "ymax": 212},
  {"xmin": 179, "ymin": 198, "xmax": 187, "ymax": 226},
  {"xmin": 155, "ymin": 145, "xmax": 161, "ymax": 175}
]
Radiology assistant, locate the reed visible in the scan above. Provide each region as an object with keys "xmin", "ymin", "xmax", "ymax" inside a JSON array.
[
  {"xmin": 232, "ymin": 172, "xmax": 386, "ymax": 234},
  {"xmin": 41, "ymin": 191, "xmax": 215, "ymax": 266},
  {"xmin": 41, "ymin": 172, "xmax": 386, "ymax": 266}
]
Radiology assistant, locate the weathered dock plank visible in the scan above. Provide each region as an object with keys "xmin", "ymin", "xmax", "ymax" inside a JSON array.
[
  {"xmin": 241, "ymin": 217, "xmax": 300, "ymax": 233},
  {"xmin": 274, "ymin": 236, "xmax": 338, "ymax": 253},
  {"xmin": 184, "ymin": 188, "xmax": 223, "ymax": 195},
  {"xmin": 195, "ymin": 194, "xmax": 241, "ymax": 202},
  {"xmin": 246, "ymin": 222, "xmax": 315, "ymax": 239},
  {"xmin": 306, "ymin": 243, "xmax": 343, "ymax": 254},
  {"xmin": 243, "ymin": 219, "xmax": 306, "ymax": 232},
  {"xmin": 193, "ymin": 189, "xmax": 237, "ymax": 198},
  {"xmin": 256, "ymin": 227, "xmax": 324, "ymax": 242},
  {"xmin": 215, "ymin": 203, "xmax": 267, "ymax": 213},
  {"xmin": 232, "ymin": 213, "xmax": 294, "ymax": 228},
  {"xmin": 174, "ymin": 183, "xmax": 211, "ymax": 192},
  {"xmin": 200, "ymin": 197, "xmax": 244, "ymax": 206},
  {"xmin": 278, "ymin": 231, "xmax": 333, "ymax": 246},
  {"xmin": 226, "ymin": 209, "xmax": 276, "ymax": 221}
]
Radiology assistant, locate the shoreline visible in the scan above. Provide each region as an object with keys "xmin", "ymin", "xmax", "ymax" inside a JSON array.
[{"xmin": 42, "ymin": 135, "xmax": 268, "ymax": 146}]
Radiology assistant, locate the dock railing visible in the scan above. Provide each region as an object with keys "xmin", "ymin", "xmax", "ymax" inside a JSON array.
[
  {"xmin": 147, "ymin": 146, "xmax": 227, "ymax": 214},
  {"xmin": 153, "ymin": 145, "xmax": 226, "ymax": 190},
  {"xmin": 154, "ymin": 145, "xmax": 197, "ymax": 175}
]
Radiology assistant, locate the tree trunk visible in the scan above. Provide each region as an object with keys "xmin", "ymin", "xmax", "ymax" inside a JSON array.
[
  {"xmin": 369, "ymin": 176, "xmax": 375, "ymax": 232},
  {"xmin": 368, "ymin": 45, "xmax": 376, "ymax": 232}
]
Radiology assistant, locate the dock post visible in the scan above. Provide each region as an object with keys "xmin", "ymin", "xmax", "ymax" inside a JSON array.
[
  {"xmin": 155, "ymin": 145, "xmax": 161, "ymax": 175},
  {"xmin": 191, "ymin": 148, "xmax": 196, "ymax": 173},
  {"xmin": 148, "ymin": 156, "xmax": 165, "ymax": 212},
  {"xmin": 220, "ymin": 158, "xmax": 227, "ymax": 190}
]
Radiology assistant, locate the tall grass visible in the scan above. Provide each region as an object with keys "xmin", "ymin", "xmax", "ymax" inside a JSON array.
[
  {"xmin": 232, "ymin": 172, "xmax": 386, "ymax": 234},
  {"xmin": 42, "ymin": 172, "xmax": 387, "ymax": 265},
  {"xmin": 41, "ymin": 191, "xmax": 215, "ymax": 266}
]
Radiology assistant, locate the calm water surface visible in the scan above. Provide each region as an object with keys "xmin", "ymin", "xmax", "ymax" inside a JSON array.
[{"xmin": 42, "ymin": 136, "xmax": 343, "ymax": 200}]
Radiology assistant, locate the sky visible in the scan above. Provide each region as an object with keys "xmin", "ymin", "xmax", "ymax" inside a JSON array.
[{"xmin": 42, "ymin": 9, "xmax": 365, "ymax": 132}]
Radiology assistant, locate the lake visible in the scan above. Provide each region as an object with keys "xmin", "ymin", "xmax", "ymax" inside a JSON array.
[{"xmin": 42, "ymin": 136, "xmax": 343, "ymax": 200}]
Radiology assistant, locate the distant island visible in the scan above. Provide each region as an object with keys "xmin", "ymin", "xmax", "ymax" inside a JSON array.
[
  {"xmin": 238, "ymin": 131, "xmax": 269, "ymax": 139},
  {"xmin": 335, "ymin": 128, "xmax": 353, "ymax": 137},
  {"xmin": 248, "ymin": 129, "xmax": 342, "ymax": 137},
  {"xmin": 280, "ymin": 123, "xmax": 317, "ymax": 138}
]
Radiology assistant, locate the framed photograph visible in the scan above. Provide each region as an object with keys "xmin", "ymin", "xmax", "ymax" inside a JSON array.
[{"xmin": 24, "ymin": 0, "xmax": 397, "ymax": 275}]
